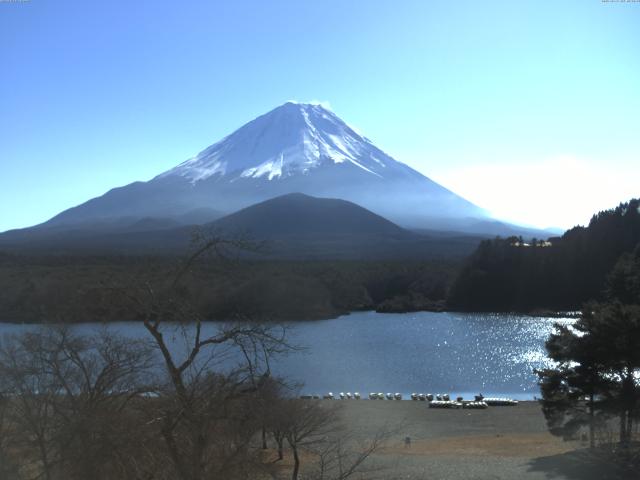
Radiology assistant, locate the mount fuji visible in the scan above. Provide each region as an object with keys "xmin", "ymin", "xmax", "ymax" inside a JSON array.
[{"xmin": 38, "ymin": 102, "xmax": 489, "ymax": 231}]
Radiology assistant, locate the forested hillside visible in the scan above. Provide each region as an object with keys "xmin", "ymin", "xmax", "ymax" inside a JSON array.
[
  {"xmin": 448, "ymin": 199, "xmax": 640, "ymax": 311},
  {"xmin": 0, "ymin": 254, "xmax": 455, "ymax": 323}
]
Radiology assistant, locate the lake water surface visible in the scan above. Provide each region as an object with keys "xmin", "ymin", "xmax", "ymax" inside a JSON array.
[{"xmin": 0, "ymin": 311, "xmax": 572, "ymax": 400}]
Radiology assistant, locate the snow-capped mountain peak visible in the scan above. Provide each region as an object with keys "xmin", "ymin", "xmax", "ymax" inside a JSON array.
[
  {"xmin": 159, "ymin": 102, "xmax": 389, "ymax": 183},
  {"xmin": 41, "ymin": 101, "xmax": 488, "ymax": 230}
]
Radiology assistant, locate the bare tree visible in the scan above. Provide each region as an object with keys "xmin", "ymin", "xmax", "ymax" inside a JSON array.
[
  {"xmin": 0, "ymin": 390, "xmax": 19, "ymax": 480},
  {"xmin": 282, "ymin": 400, "xmax": 342, "ymax": 480},
  {"xmin": 109, "ymin": 233, "xmax": 295, "ymax": 480},
  {"xmin": 269, "ymin": 404, "xmax": 288, "ymax": 462},
  {"xmin": 261, "ymin": 381, "xmax": 295, "ymax": 462},
  {"xmin": 266, "ymin": 398, "xmax": 395, "ymax": 480},
  {"xmin": 0, "ymin": 327, "xmax": 156, "ymax": 480},
  {"xmin": 0, "ymin": 330, "xmax": 61, "ymax": 480},
  {"xmin": 308, "ymin": 427, "xmax": 392, "ymax": 480}
]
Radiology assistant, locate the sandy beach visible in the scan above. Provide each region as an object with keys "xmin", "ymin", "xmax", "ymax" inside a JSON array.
[{"xmin": 327, "ymin": 400, "xmax": 636, "ymax": 480}]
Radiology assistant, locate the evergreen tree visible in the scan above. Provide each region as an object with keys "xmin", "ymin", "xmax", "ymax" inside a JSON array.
[
  {"xmin": 536, "ymin": 317, "xmax": 611, "ymax": 448},
  {"xmin": 581, "ymin": 302, "xmax": 640, "ymax": 446},
  {"xmin": 607, "ymin": 244, "xmax": 640, "ymax": 304},
  {"xmin": 538, "ymin": 303, "xmax": 640, "ymax": 447}
]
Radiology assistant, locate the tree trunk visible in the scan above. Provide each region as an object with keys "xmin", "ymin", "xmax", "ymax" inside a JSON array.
[
  {"xmin": 162, "ymin": 421, "xmax": 192, "ymax": 480},
  {"xmin": 619, "ymin": 410, "xmax": 627, "ymax": 445},
  {"xmin": 277, "ymin": 437, "xmax": 284, "ymax": 461},
  {"xmin": 589, "ymin": 393, "xmax": 595, "ymax": 449},
  {"xmin": 291, "ymin": 444, "xmax": 300, "ymax": 480},
  {"xmin": 621, "ymin": 366, "xmax": 634, "ymax": 446},
  {"xmin": 37, "ymin": 437, "xmax": 52, "ymax": 480}
]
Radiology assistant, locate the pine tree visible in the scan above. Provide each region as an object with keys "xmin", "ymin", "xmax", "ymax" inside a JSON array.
[{"xmin": 538, "ymin": 302, "xmax": 640, "ymax": 447}]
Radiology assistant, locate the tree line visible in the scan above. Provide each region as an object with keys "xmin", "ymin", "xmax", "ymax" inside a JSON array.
[{"xmin": 0, "ymin": 254, "xmax": 456, "ymax": 323}]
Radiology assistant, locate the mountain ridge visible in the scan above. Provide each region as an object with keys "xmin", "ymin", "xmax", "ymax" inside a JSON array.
[{"xmin": 0, "ymin": 193, "xmax": 484, "ymax": 260}]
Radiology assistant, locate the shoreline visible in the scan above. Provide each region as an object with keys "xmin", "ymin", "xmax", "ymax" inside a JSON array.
[
  {"xmin": 0, "ymin": 309, "xmax": 579, "ymax": 325},
  {"xmin": 301, "ymin": 394, "xmax": 541, "ymax": 402}
]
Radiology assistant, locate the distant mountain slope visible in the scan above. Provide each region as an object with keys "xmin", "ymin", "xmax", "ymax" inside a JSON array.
[
  {"xmin": 0, "ymin": 207, "xmax": 222, "ymax": 251},
  {"xmin": 37, "ymin": 102, "xmax": 488, "ymax": 231},
  {"xmin": 0, "ymin": 194, "xmax": 484, "ymax": 260}
]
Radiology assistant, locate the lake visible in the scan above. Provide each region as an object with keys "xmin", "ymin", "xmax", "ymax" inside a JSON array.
[{"xmin": 0, "ymin": 311, "xmax": 572, "ymax": 400}]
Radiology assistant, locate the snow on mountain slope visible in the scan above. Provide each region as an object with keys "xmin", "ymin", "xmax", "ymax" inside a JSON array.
[
  {"xmin": 158, "ymin": 102, "xmax": 387, "ymax": 182},
  {"xmin": 41, "ymin": 102, "xmax": 488, "ymax": 230}
]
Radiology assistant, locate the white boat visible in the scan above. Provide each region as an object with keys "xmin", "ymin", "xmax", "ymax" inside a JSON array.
[
  {"xmin": 428, "ymin": 400, "xmax": 461, "ymax": 409},
  {"xmin": 462, "ymin": 401, "xmax": 488, "ymax": 409},
  {"xmin": 483, "ymin": 397, "xmax": 518, "ymax": 406}
]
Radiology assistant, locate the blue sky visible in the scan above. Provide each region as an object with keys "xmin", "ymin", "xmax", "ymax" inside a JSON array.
[{"xmin": 1, "ymin": 0, "xmax": 639, "ymax": 231}]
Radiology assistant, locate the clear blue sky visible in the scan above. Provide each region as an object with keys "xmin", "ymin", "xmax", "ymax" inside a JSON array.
[{"xmin": 1, "ymin": 0, "xmax": 639, "ymax": 231}]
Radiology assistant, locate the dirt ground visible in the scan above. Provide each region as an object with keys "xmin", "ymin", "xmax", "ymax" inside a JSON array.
[{"xmin": 327, "ymin": 400, "xmax": 637, "ymax": 480}]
